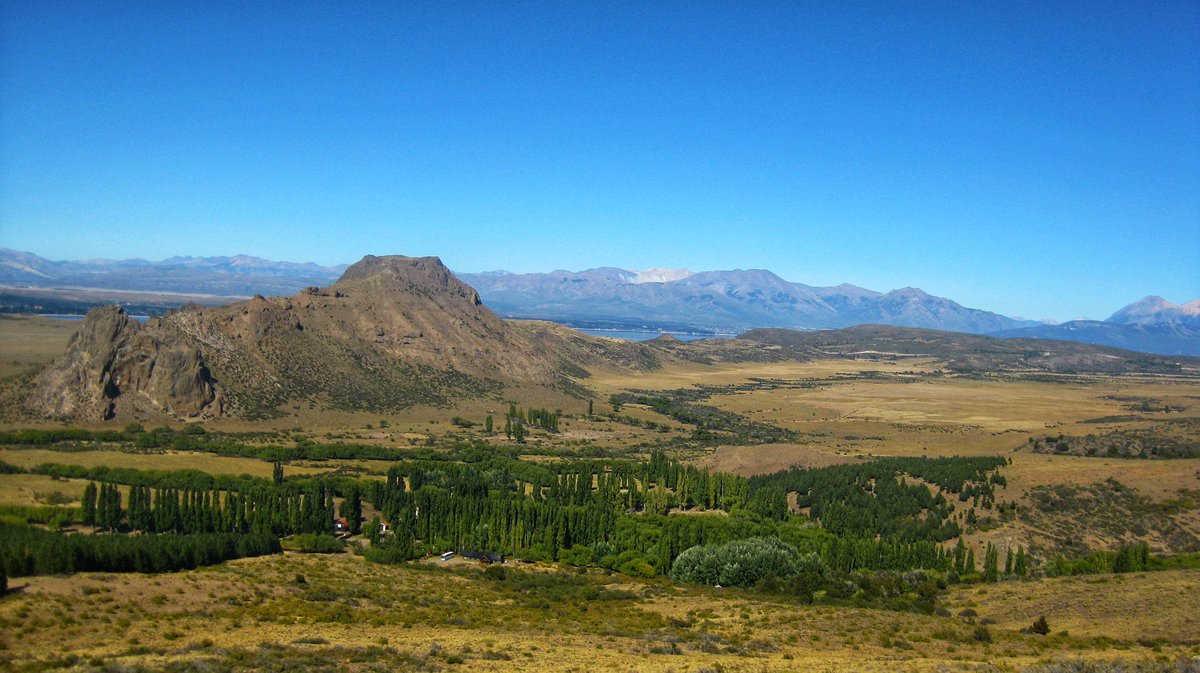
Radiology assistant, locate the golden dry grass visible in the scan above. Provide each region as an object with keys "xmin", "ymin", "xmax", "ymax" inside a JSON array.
[
  {"xmin": 0, "ymin": 553, "xmax": 1195, "ymax": 672},
  {"xmin": 0, "ymin": 473, "xmax": 89, "ymax": 507},
  {"xmin": 0, "ymin": 314, "xmax": 76, "ymax": 380},
  {"xmin": 588, "ymin": 358, "xmax": 1200, "ymax": 472},
  {"xmin": 0, "ymin": 448, "xmax": 327, "ymax": 479},
  {"xmin": 695, "ymin": 442, "xmax": 855, "ymax": 475},
  {"xmin": 1004, "ymin": 453, "xmax": 1200, "ymax": 504},
  {"xmin": 591, "ymin": 359, "xmax": 1200, "ymax": 443},
  {"xmin": 943, "ymin": 569, "xmax": 1200, "ymax": 643}
]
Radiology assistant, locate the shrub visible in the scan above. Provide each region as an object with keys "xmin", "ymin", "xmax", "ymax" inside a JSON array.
[
  {"xmin": 670, "ymin": 537, "xmax": 822, "ymax": 588},
  {"xmin": 618, "ymin": 558, "xmax": 657, "ymax": 578},
  {"xmin": 282, "ymin": 534, "xmax": 346, "ymax": 554},
  {"xmin": 559, "ymin": 545, "xmax": 594, "ymax": 567},
  {"xmin": 364, "ymin": 545, "xmax": 416, "ymax": 565}
]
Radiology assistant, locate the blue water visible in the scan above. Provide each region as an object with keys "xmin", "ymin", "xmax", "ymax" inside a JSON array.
[
  {"xmin": 43, "ymin": 314, "xmax": 708, "ymax": 340},
  {"xmin": 44, "ymin": 313, "xmax": 151, "ymax": 323},
  {"xmin": 575, "ymin": 328, "xmax": 715, "ymax": 342}
]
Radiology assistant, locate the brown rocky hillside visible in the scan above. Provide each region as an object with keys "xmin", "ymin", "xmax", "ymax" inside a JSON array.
[{"xmin": 26, "ymin": 255, "xmax": 657, "ymax": 421}]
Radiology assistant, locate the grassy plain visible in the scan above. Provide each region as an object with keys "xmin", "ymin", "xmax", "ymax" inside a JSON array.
[
  {"xmin": 590, "ymin": 359, "xmax": 1200, "ymax": 460},
  {"xmin": 0, "ymin": 314, "xmax": 76, "ymax": 380}
]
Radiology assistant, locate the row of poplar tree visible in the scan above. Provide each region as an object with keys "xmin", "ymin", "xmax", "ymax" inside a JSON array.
[{"xmin": 79, "ymin": 479, "xmax": 338, "ymax": 537}]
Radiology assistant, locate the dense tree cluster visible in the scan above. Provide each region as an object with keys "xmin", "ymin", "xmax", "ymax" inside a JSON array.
[
  {"xmin": 359, "ymin": 451, "xmax": 757, "ymax": 568},
  {"xmin": 0, "ymin": 523, "xmax": 279, "ymax": 576},
  {"xmin": 671, "ymin": 536, "xmax": 946, "ymax": 611},
  {"xmin": 42, "ymin": 451, "xmax": 1015, "ymax": 583},
  {"xmin": 525, "ymin": 407, "xmax": 561, "ymax": 433},
  {"xmin": 750, "ymin": 456, "xmax": 1007, "ymax": 542},
  {"xmin": 356, "ymin": 451, "xmax": 991, "ymax": 581}
]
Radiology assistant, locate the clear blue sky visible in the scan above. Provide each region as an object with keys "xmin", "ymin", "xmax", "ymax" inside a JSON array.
[{"xmin": 1, "ymin": 1, "xmax": 1197, "ymax": 321}]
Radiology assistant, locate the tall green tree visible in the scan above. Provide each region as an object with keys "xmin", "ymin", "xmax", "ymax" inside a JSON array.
[
  {"xmin": 364, "ymin": 515, "xmax": 383, "ymax": 545},
  {"xmin": 1014, "ymin": 545, "xmax": 1028, "ymax": 577},
  {"xmin": 99, "ymin": 483, "xmax": 122, "ymax": 531},
  {"xmin": 341, "ymin": 484, "xmax": 363, "ymax": 535},
  {"xmin": 747, "ymin": 486, "xmax": 788, "ymax": 521},
  {"xmin": 81, "ymin": 482, "xmax": 97, "ymax": 526},
  {"xmin": 485, "ymin": 415, "xmax": 493, "ymax": 435},
  {"xmin": 983, "ymin": 542, "xmax": 999, "ymax": 582}
]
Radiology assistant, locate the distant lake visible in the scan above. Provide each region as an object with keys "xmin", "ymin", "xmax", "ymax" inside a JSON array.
[
  {"xmin": 44, "ymin": 313, "xmax": 151, "ymax": 323},
  {"xmin": 40, "ymin": 314, "xmax": 711, "ymax": 340},
  {"xmin": 574, "ymin": 328, "xmax": 716, "ymax": 342}
]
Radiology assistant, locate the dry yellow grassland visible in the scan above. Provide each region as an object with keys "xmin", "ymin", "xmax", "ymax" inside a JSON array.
[
  {"xmin": 942, "ymin": 569, "xmax": 1200, "ymax": 644},
  {"xmin": 1, "ymin": 552, "xmax": 1195, "ymax": 672},
  {"xmin": 0, "ymin": 448, "xmax": 327, "ymax": 479},
  {"xmin": 0, "ymin": 473, "xmax": 91, "ymax": 507},
  {"xmin": 0, "ymin": 314, "xmax": 77, "ymax": 380}
]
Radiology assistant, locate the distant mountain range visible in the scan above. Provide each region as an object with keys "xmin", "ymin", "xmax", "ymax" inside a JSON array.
[
  {"xmin": 2, "ymin": 248, "xmax": 1196, "ymax": 356},
  {"xmin": 457, "ymin": 267, "xmax": 1038, "ymax": 334},
  {"xmin": 993, "ymin": 296, "xmax": 1200, "ymax": 357},
  {"xmin": 0, "ymin": 248, "xmax": 346, "ymax": 296}
]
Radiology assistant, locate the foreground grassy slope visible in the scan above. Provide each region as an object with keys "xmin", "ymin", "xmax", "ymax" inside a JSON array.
[{"xmin": 2, "ymin": 552, "xmax": 1197, "ymax": 673}]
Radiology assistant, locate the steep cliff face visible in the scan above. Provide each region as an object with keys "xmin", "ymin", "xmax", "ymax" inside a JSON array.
[{"xmin": 28, "ymin": 306, "xmax": 221, "ymax": 420}]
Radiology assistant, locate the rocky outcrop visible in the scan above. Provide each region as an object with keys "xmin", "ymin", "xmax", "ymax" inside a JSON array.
[
  {"xmin": 26, "ymin": 255, "xmax": 659, "ymax": 421},
  {"xmin": 28, "ymin": 306, "xmax": 221, "ymax": 420}
]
